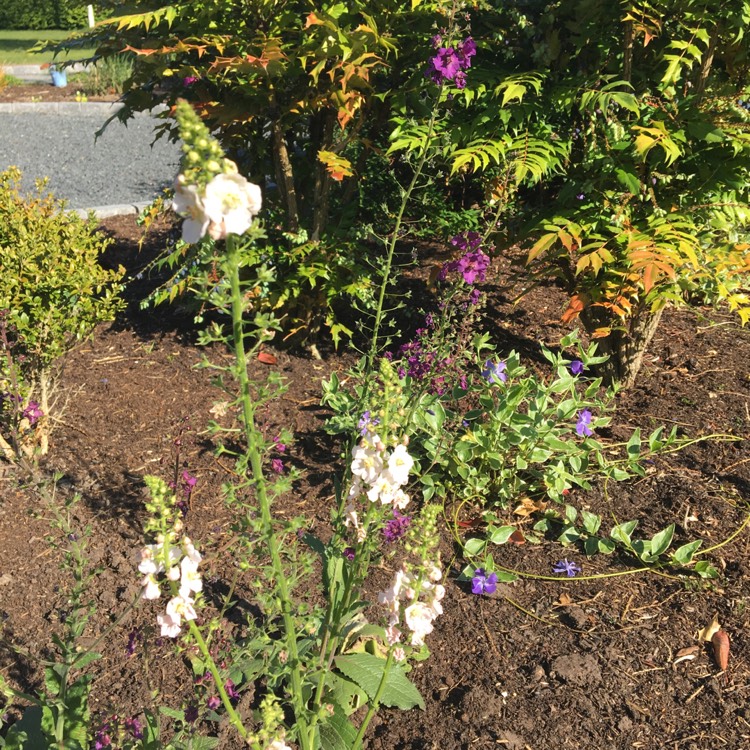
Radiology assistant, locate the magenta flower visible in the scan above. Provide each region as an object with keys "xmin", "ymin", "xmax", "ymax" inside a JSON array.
[
  {"xmin": 22, "ymin": 400, "xmax": 43, "ymax": 426},
  {"xmin": 426, "ymin": 36, "xmax": 476, "ymax": 88},
  {"xmin": 271, "ymin": 458, "xmax": 284, "ymax": 474},
  {"xmin": 383, "ymin": 509, "xmax": 411, "ymax": 543}
]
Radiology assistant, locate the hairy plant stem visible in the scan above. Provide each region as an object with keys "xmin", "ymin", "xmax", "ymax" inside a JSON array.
[
  {"xmin": 224, "ymin": 234, "xmax": 311, "ymax": 749},
  {"xmin": 185, "ymin": 619, "xmax": 251, "ymax": 744}
]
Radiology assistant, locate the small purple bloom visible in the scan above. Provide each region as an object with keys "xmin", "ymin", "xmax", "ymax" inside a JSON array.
[
  {"xmin": 575, "ymin": 409, "xmax": 593, "ymax": 437},
  {"xmin": 569, "ymin": 360, "xmax": 585, "ymax": 376},
  {"xmin": 207, "ymin": 695, "xmax": 221, "ymax": 711},
  {"xmin": 181, "ymin": 470, "xmax": 197, "ymax": 497},
  {"xmin": 126, "ymin": 627, "xmax": 140, "ymax": 656},
  {"xmin": 224, "ymin": 679, "xmax": 240, "ymax": 701},
  {"xmin": 22, "ymin": 400, "xmax": 43, "ymax": 426},
  {"xmin": 343, "ymin": 546, "xmax": 355, "ymax": 561},
  {"xmin": 576, "ymin": 193, "xmax": 585, "ymax": 200},
  {"xmin": 552, "ymin": 558, "xmax": 582, "ymax": 577},
  {"xmin": 183, "ymin": 75, "xmax": 199, "ymax": 86},
  {"xmin": 358, "ymin": 410, "xmax": 380, "ymax": 436},
  {"xmin": 184, "ymin": 703, "xmax": 199, "ymax": 723},
  {"xmin": 271, "ymin": 458, "xmax": 284, "ymax": 474},
  {"xmin": 482, "ymin": 359, "xmax": 507, "ymax": 384},
  {"xmin": 124, "ymin": 716, "xmax": 143, "ymax": 740},
  {"xmin": 471, "ymin": 568, "xmax": 498, "ymax": 595},
  {"xmin": 383, "ymin": 509, "xmax": 411, "ymax": 543}
]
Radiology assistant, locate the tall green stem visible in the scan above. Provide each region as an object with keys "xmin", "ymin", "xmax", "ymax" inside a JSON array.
[
  {"xmin": 351, "ymin": 650, "xmax": 395, "ymax": 749},
  {"xmin": 366, "ymin": 105, "xmax": 440, "ymax": 373},
  {"xmin": 224, "ymin": 235, "xmax": 311, "ymax": 749}
]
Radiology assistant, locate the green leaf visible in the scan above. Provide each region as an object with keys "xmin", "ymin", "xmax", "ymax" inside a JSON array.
[
  {"xmin": 334, "ymin": 653, "xmax": 424, "ymax": 710},
  {"xmin": 616, "ymin": 169, "xmax": 641, "ymax": 194},
  {"xmin": 671, "ymin": 539, "xmax": 702, "ymax": 565},
  {"xmin": 464, "ymin": 537, "xmax": 487, "ymax": 556},
  {"xmin": 694, "ymin": 561, "xmax": 719, "ymax": 579},
  {"xmin": 626, "ymin": 428, "xmax": 642, "ymax": 459},
  {"xmin": 318, "ymin": 705, "xmax": 359, "ymax": 750},
  {"xmin": 650, "ymin": 524, "xmax": 675, "ymax": 557},
  {"xmin": 489, "ymin": 526, "xmax": 516, "ymax": 545},
  {"xmin": 581, "ymin": 510, "xmax": 601, "ymax": 535},
  {"xmin": 610, "ymin": 520, "xmax": 638, "ymax": 545}
]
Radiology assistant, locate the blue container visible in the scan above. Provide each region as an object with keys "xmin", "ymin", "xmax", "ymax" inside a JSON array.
[{"xmin": 50, "ymin": 67, "xmax": 67, "ymax": 87}]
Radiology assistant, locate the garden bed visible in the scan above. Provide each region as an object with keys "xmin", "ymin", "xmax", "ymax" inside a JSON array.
[{"xmin": 0, "ymin": 214, "xmax": 748, "ymax": 749}]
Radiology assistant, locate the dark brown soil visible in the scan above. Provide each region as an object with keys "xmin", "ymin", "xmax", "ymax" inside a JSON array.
[
  {"xmin": 1, "ymin": 214, "xmax": 748, "ymax": 750},
  {"xmin": 0, "ymin": 81, "xmax": 119, "ymax": 102}
]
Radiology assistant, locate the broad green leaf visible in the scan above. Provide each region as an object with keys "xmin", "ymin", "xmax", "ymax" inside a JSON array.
[
  {"xmin": 334, "ymin": 653, "xmax": 424, "ymax": 710},
  {"xmin": 671, "ymin": 539, "xmax": 702, "ymax": 565},
  {"xmin": 694, "ymin": 561, "xmax": 718, "ymax": 579},
  {"xmin": 490, "ymin": 526, "xmax": 516, "ymax": 545},
  {"xmin": 610, "ymin": 520, "xmax": 638, "ymax": 545},
  {"xmin": 581, "ymin": 510, "xmax": 601, "ymax": 535},
  {"xmin": 650, "ymin": 524, "xmax": 675, "ymax": 557},
  {"xmin": 464, "ymin": 537, "xmax": 487, "ymax": 556},
  {"xmin": 318, "ymin": 705, "xmax": 359, "ymax": 750}
]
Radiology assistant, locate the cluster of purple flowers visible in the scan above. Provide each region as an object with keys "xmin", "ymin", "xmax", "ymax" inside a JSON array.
[
  {"xmin": 426, "ymin": 36, "xmax": 476, "ymax": 89},
  {"xmin": 393, "ymin": 336, "xmax": 469, "ymax": 396},
  {"xmin": 383, "ymin": 509, "xmax": 411, "ymax": 543},
  {"xmin": 439, "ymin": 232, "xmax": 490, "ymax": 287},
  {"xmin": 94, "ymin": 714, "xmax": 143, "ymax": 749}
]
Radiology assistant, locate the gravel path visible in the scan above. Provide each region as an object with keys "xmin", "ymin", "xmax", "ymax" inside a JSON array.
[{"xmin": 0, "ymin": 109, "xmax": 181, "ymax": 210}]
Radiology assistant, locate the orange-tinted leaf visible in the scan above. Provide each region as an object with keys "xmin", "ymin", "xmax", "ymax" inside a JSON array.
[
  {"xmin": 258, "ymin": 351, "xmax": 277, "ymax": 365},
  {"xmin": 561, "ymin": 294, "xmax": 585, "ymax": 324}
]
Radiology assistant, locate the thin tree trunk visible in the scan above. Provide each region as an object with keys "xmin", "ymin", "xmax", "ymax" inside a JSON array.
[
  {"xmin": 623, "ymin": 18, "xmax": 634, "ymax": 83},
  {"xmin": 580, "ymin": 306, "xmax": 665, "ymax": 387},
  {"xmin": 312, "ymin": 112, "xmax": 335, "ymax": 241},
  {"xmin": 695, "ymin": 28, "xmax": 718, "ymax": 99},
  {"xmin": 272, "ymin": 123, "xmax": 299, "ymax": 232}
]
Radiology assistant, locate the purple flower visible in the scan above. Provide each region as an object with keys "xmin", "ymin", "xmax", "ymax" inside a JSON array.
[
  {"xmin": 552, "ymin": 559, "xmax": 581, "ymax": 577},
  {"xmin": 343, "ymin": 546, "xmax": 355, "ymax": 561},
  {"xmin": 576, "ymin": 193, "xmax": 585, "ymax": 201},
  {"xmin": 358, "ymin": 410, "xmax": 380, "ymax": 436},
  {"xmin": 482, "ymin": 359, "xmax": 507, "ymax": 384},
  {"xmin": 124, "ymin": 716, "xmax": 143, "ymax": 740},
  {"xmin": 271, "ymin": 458, "xmax": 284, "ymax": 474},
  {"xmin": 184, "ymin": 703, "xmax": 199, "ymax": 723},
  {"xmin": 181, "ymin": 470, "xmax": 197, "ymax": 496},
  {"xmin": 426, "ymin": 36, "xmax": 476, "ymax": 87},
  {"xmin": 383, "ymin": 509, "xmax": 411, "ymax": 543},
  {"xmin": 471, "ymin": 568, "xmax": 498, "ymax": 595},
  {"xmin": 183, "ymin": 75, "xmax": 199, "ymax": 86},
  {"xmin": 125, "ymin": 627, "xmax": 140, "ymax": 656},
  {"xmin": 206, "ymin": 695, "xmax": 221, "ymax": 711},
  {"xmin": 224, "ymin": 679, "xmax": 240, "ymax": 701},
  {"xmin": 569, "ymin": 360, "xmax": 584, "ymax": 376},
  {"xmin": 575, "ymin": 409, "xmax": 593, "ymax": 437},
  {"xmin": 22, "ymin": 400, "xmax": 43, "ymax": 426}
]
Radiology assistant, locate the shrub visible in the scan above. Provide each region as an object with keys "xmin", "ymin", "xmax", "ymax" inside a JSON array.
[
  {"xmin": 0, "ymin": 0, "xmax": 99, "ymax": 30},
  {"xmin": 0, "ymin": 167, "xmax": 124, "ymax": 458}
]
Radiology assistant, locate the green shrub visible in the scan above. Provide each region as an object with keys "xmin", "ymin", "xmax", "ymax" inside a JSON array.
[
  {"xmin": 0, "ymin": 0, "xmax": 101, "ymax": 30},
  {"xmin": 0, "ymin": 167, "xmax": 124, "ymax": 458}
]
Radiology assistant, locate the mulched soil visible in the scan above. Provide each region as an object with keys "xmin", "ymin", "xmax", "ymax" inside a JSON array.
[
  {"xmin": 0, "ymin": 81, "xmax": 119, "ymax": 102},
  {"xmin": 0, "ymin": 213, "xmax": 748, "ymax": 750}
]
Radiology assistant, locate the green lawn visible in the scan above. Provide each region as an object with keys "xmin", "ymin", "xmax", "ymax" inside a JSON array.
[{"xmin": 0, "ymin": 30, "xmax": 96, "ymax": 65}]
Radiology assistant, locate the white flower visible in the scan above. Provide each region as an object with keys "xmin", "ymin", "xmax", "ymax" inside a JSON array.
[
  {"xmin": 166, "ymin": 594, "xmax": 198, "ymax": 625},
  {"xmin": 203, "ymin": 172, "xmax": 262, "ymax": 239},
  {"xmin": 167, "ymin": 566, "xmax": 181, "ymax": 581},
  {"xmin": 392, "ymin": 489, "xmax": 410, "ymax": 510},
  {"xmin": 157, "ymin": 611, "xmax": 181, "ymax": 638},
  {"xmin": 351, "ymin": 443, "xmax": 384, "ymax": 485},
  {"xmin": 137, "ymin": 547, "xmax": 158, "ymax": 576},
  {"xmin": 385, "ymin": 624, "xmax": 402, "ymax": 645},
  {"xmin": 392, "ymin": 647, "xmax": 406, "ymax": 662},
  {"xmin": 265, "ymin": 740, "xmax": 292, "ymax": 750},
  {"xmin": 138, "ymin": 543, "xmax": 180, "ymax": 575},
  {"xmin": 387, "ymin": 444, "xmax": 414, "ymax": 486},
  {"xmin": 179, "ymin": 555, "xmax": 203, "ymax": 598},
  {"xmin": 182, "ymin": 537, "xmax": 202, "ymax": 566},
  {"xmin": 209, "ymin": 400, "xmax": 229, "ymax": 418},
  {"xmin": 344, "ymin": 502, "xmax": 359, "ymax": 529},
  {"xmin": 173, "ymin": 181, "xmax": 210, "ymax": 244},
  {"xmin": 404, "ymin": 601, "xmax": 435, "ymax": 646},
  {"xmin": 141, "ymin": 574, "xmax": 161, "ymax": 600},
  {"xmin": 366, "ymin": 472, "xmax": 396, "ymax": 505}
]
